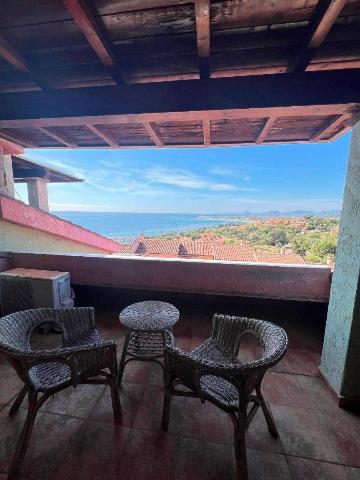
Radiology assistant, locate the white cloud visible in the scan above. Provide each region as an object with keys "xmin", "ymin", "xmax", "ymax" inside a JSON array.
[{"xmin": 143, "ymin": 167, "xmax": 240, "ymax": 192}]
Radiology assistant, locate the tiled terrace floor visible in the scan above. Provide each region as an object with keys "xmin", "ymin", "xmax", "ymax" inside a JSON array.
[{"xmin": 1, "ymin": 289, "xmax": 360, "ymax": 480}]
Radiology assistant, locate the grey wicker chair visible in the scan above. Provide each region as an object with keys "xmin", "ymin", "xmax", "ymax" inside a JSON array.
[
  {"xmin": 162, "ymin": 314, "xmax": 288, "ymax": 480},
  {"xmin": 0, "ymin": 307, "xmax": 121, "ymax": 480}
]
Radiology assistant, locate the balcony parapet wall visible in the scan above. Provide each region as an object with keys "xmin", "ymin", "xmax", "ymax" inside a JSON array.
[
  {"xmin": 0, "ymin": 195, "xmax": 121, "ymax": 253},
  {"xmin": 9, "ymin": 252, "xmax": 331, "ymax": 302}
]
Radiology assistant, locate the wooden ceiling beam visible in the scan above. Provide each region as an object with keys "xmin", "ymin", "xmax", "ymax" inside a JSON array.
[
  {"xmin": 1, "ymin": 70, "xmax": 359, "ymax": 129},
  {"xmin": 61, "ymin": 0, "xmax": 125, "ymax": 85},
  {"xmin": 86, "ymin": 125, "xmax": 118, "ymax": 147},
  {"xmin": 256, "ymin": 117, "xmax": 276, "ymax": 144},
  {"xmin": 0, "ymin": 34, "xmax": 50, "ymax": 90},
  {"xmin": 0, "ymin": 131, "xmax": 36, "ymax": 148},
  {"xmin": 203, "ymin": 119, "xmax": 211, "ymax": 146},
  {"xmin": 97, "ymin": 0, "xmax": 193, "ymax": 13},
  {"xmin": 194, "ymin": 0, "xmax": 210, "ymax": 79},
  {"xmin": 312, "ymin": 112, "xmax": 352, "ymax": 141},
  {"xmin": 143, "ymin": 122, "xmax": 164, "ymax": 146},
  {"xmin": 291, "ymin": 0, "xmax": 347, "ymax": 72},
  {"xmin": 37, "ymin": 127, "xmax": 77, "ymax": 148}
]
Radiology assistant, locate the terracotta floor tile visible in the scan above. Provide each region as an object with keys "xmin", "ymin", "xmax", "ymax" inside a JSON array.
[
  {"xmin": 247, "ymin": 449, "xmax": 291, "ymax": 480},
  {"xmin": 0, "ymin": 363, "xmax": 24, "ymax": 405},
  {"xmin": 246, "ymin": 408, "xmax": 284, "ymax": 454},
  {"xmin": 21, "ymin": 412, "xmax": 84, "ymax": 480},
  {"xmin": 134, "ymin": 385, "xmax": 164, "ymax": 432},
  {"xmin": 175, "ymin": 437, "xmax": 235, "ymax": 480},
  {"xmin": 262, "ymin": 372, "xmax": 310, "ymax": 408},
  {"xmin": 277, "ymin": 349, "xmax": 321, "ymax": 377},
  {"xmin": 297, "ymin": 375, "xmax": 339, "ymax": 411},
  {"xmin": 121, "ymin": 360, "xmax": 153, "ymax": 385},
  {"xmin": 54, "ymin": 420, "xmax": 129, "ymax": 480},
  {"xmin": 0, "ymin": 406, "xmax": 29, "ymax": 474},
  {"xmin": 272, "ymin": 404, "xmax": 339, "ymax": 462},
  {"xmin": 120, "ymin": 429, "xmax": 177, "ymax": 480},
  {"xmin": 43, "ymin": 384, "xmax": 105, "ymax": 418},
  {"xmin": 315, "ymin": 409, "xmax": 360, "ymax": 467},
  {"xmin": 89, "ymin": 381, "xmax": 144, "ymax": 427},
  {"xmin": 287, "ymin": 456, "xmax": 348, "ymax": 480},
  {"xmin": 346, "ymin": 467, "xmax": 360, "ymax": 479},
  {"xmin": 168, "ymin": 396, "xmax": 232, "ymax": 444}
]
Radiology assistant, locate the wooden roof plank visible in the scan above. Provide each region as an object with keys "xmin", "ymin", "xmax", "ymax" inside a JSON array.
[
  {"xmin": 86, "ymin": 124, "xmax": 118, "ymax": 147},
  {"xmin": 255, "ymin": 117, "xmax": 276, "ymax": 144},
  {"xmin": 0, "ymin": 130, "xmax": 36, "ymax": 148},
  {"xmin": 61, "ymin": 0, "xmax": 125, "ymax": 85},
  {"xmin": 292, "ymin": 0, "xmax": 348, "ymax": 72},
  {"xmin": 195, "ymin": 0, "xmax": 210, "ymax": 79},
  {"xmin": 143, "ymin": 122, "xmax": 164, "ymax": 146},
  {"xmin": 37, "ymin": 127, "xmax": 77, "ymax": 148}
]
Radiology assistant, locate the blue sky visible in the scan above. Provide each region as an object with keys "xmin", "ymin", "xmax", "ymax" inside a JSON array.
[{"xmin": 18, "ymin": 133, "xmax": 351, "ymax": 213}]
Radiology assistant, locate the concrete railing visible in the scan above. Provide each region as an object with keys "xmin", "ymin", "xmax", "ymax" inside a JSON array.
[{"xmin": 6, "ymin": 252, "xmax": 332, "ymax": 302}]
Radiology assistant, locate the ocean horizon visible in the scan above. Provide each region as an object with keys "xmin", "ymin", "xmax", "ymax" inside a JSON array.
[
  {"xmin": 52, "ymin": 210, "xmax": 340, "ymax": 241},
  {"xmin": 53, "ymin": 211, "xmax": 242, "ymax": 239}
]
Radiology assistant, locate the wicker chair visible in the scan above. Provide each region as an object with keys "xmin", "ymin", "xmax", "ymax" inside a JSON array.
[
  {"xmin": 0, "ymin": 308, "xmax": 121, "ymax": 480},
  {"xmin": 162, "ymin": 314, "xmax": 288, "ymax": 480}
]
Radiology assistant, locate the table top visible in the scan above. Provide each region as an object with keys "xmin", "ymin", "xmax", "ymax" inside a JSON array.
[{"xmin": 119, "ymin": 300, "xmax": 179, "ymax": 331}]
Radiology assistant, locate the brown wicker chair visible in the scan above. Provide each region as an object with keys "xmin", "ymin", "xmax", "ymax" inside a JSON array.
[
  {"xmin": 0, "ymin": 307, "xmax": 121, "ymax": 480},
  {"xmin": 162, "ymin": 314, "xmax": 288, "ymax": 480}
]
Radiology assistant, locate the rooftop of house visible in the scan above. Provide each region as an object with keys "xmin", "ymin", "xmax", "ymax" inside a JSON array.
[
  {"xmin": 118, "ymin": 236, "xmax": 307, "ymax": 264},
  {"xmin": 1, "ymin": 286, "xmax": 359, "ymax": 479}
]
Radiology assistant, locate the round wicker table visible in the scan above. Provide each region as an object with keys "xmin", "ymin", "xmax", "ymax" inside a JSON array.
[{"xmin": 118, "ymin": 300, "xmax": 179, "ymax": 385}]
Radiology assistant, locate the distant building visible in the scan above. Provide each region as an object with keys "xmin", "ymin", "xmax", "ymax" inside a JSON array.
[{"xmin": 118, "ymin": 236, "xmax": 306, "ymax": 264}]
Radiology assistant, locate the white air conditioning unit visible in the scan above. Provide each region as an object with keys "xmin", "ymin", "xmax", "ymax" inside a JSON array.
[{"xmin": 0, "ymin": 268, "xmax": 74, "ymax": 316}]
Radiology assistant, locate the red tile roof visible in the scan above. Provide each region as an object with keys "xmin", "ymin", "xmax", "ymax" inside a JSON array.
[
  {"xmin": 117, "ymin": 236, "xmax": 306, "ymax": 265},
  {"xmin": 212, "ymin": 245, "xmax": 256, "ymax": 262},
  {"xmin": 255, "ymin": 253, "xmax": 306, "ymax": 264}
]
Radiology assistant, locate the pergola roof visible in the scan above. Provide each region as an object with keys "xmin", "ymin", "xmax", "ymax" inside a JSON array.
[
  {"xmin": 0, "ymin": 0, "xmax": 360, "ymax": 148},
  {"xmin": 11, "ymin": 154, "xmax": 83, "ymax": 183}
]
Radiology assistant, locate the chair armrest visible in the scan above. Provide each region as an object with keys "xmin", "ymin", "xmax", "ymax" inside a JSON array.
[{"xmin": 13, "ymin": 340, "xmax": 117, "ymax": 387}]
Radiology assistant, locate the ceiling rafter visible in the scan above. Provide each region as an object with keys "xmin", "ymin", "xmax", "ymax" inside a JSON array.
[
  {"xmin": 313, "ymin": 112, "xmax": 352, "ymax": 141},
  {"xmin": 291, "ymin": 0, "xmax": 347, "ymax": 72},
  {"xmin": 0, "ymin": 131, "xmax": 36, "ymax": 148},
  {"xmin": 86, "ymin": 125, "xmax": 118, "ymax": 147},
  {"xmin": 61, "ymin": 0, "xmax": 125, "ymax": 85},
  {"xmin": 203, "ymin": 119, "xmax": 211, "ymax": 146},
  {"xmin": 143, "ymin": 122, "xmax": 164, "ymax": 146},
  {"xmin": 0, "ymin": 34, "xmax": 49, "ymax": 90},
  {"xmin": 194, "ymin": 0, "xmax": 210, "ymax": 79},
  {"xmin": 37, "ymin": 127, "xmax": 77, "ymax": 148},
  {"xmin": 255, "ymin": 117, "xmax": 276, "ymax": 144}
]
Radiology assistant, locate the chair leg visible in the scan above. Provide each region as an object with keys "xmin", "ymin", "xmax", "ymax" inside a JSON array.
[
  {"xmin": 118, "ymin": 331, "xmax": 131, "ymax": 387},
  {"xmin": 7, "ymin": 390, "xmax": 38, "ymax": 480},
  {"xmin": 256, "ymin": 386, "xmax": 279, "ymax": 437},
  {"xmin": 230, "ymin": 410, "xmax": 248, "ymax": 480},
  {"xmin": 161, "ymin": 392, "xmax": 172, "ymax": 431},
  {"xmin": 9, "ymin": 385, "xmax": 28, "ymax": 417}
]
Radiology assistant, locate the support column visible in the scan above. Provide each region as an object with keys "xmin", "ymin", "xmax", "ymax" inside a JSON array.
[
  {"xmin": 27, "ymin": 178, "xmax": 49, "ymax": 211},
  {"xmin": 320, "ymin": 121, "xmax": 360, "ymax": 407},
  {"xmin": 0, "ymin": 149, "xmax": 15, "ymax": 197}
]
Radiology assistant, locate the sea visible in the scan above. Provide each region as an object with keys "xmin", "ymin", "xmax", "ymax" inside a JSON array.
[{"xmin": 54, "ymin": 211, "xmax": 242, "ymax": 241}]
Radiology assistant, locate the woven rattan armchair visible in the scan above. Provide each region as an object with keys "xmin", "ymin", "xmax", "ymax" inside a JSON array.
[
  {"xmin": 162, "ymin": 314, "xmax": 288, "ymax": 480},
  {"xmin": 0, "ymin": 308, "xmax": 121, "ymax": 480}
]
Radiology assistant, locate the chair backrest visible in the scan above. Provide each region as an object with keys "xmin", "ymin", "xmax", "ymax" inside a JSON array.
[
  {"xmin": 165, "ymin": 315, "xmax": 287, "ymax": 394},
  {"xmin": 0, "ymin": 307, "xmax": 96, "ymax": 356}
]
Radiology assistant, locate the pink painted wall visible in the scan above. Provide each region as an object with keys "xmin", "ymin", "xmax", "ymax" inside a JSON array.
[
  {"xmin": 0, "ymin": 195, "xmax": 121, "ymax": 253},
  {"xmin": 11, "ymin": 252, "xmax": 332, "ymax": 302}
]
